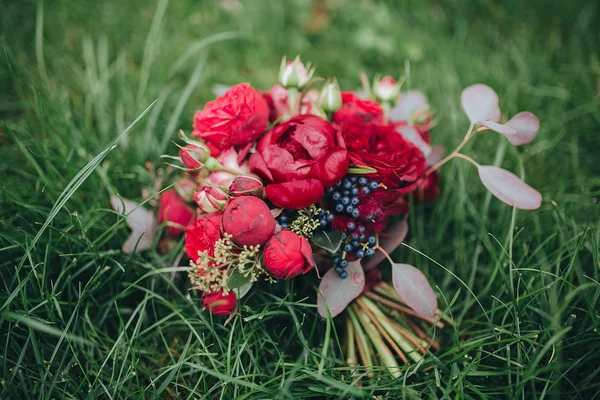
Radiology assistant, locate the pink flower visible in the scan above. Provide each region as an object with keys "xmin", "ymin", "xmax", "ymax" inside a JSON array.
[
  {"xmin": 207, "ymin": 147, "xmax": 250, "ymax": 187},
  {"xmin": 193, "ymin": 185, "xmax": 229, "ymax": 213},
  {"xmin": 229, "ymin": 175, "xmax": 264, "ymax": 198},
  {"xmin": 263, "ymin": 84, "xmax": 323, "ymax": 122},
  {"xmin": 221, "ymin": 197, "xmax": 276, "ymax": 247},
  {"xmin": 262, "ymin": 230, "xmax": 315, "ymax": 279},
  {"xmin": 179, "ymin": 144, "xmax": 209, "ymax": 170},
  {"xmin": 159, "ymin": 189, "xmax": 195, "ymax": 237},
  {"xmin": 373, "ymin": 75, "xmax": 400, "ymax": 102}
]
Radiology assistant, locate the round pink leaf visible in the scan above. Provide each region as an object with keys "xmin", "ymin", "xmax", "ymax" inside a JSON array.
[
  {"xmin": 389, "ymin": 90, "xmax": 429, "ymax": 122},
  {"xmin": 392, "ymin": 263, "xmax": 437, "ymax": 318},
  {"xmin": 479, "ymin": 120, "xmax": 517, "ymax": 135},
  {"xmin": 362, "ymin": 218, "xmax": 408, "ymax": 271},
  {"xmin": 397, "ymin": 125, "xmax": 432, "ymax": 156},
  {"xmin": 317, "ymin": 261, "xmax": 365, "ymax": 318},
  {"xmin": 504, "ymin": 112, "xmax": 540, "ymax": 146},
  {"xmin": 110, "ymin": 196, "xmax": 157, "ymax": 253},
  {"xmin": 477, "ymin": 166, "xmax": 542, "ymax": 210},
  {"xmin": 461, "ymin": 84, "xmax": 501, "ymax": 124},
  {"xmin": 426, "ymin": 145, "xmax": 444, "ymax": 166}
]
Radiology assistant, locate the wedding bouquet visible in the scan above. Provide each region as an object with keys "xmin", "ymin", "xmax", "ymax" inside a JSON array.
[{"xmin": 111, "ymin": 57, "xmax": 541, "ymax": 375}]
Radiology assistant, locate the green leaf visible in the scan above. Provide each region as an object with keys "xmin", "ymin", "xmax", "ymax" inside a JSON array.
[
  {"xmin": 348, "ymin": 164, "xmax": 378, "ymax": 174},
  {"xmin": 227, "ymin": 272, "xmax": 251, "ymax": 290},
  {"xmin": 311, "ymin": 230, "xmax": 344, "ymax": 253}
]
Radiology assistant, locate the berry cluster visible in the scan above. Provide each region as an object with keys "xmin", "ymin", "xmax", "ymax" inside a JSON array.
[
  {"xmin": 324, "ymin": 176, "xmax": 379, "ymax": 219},
  {"xmin": 331, "ymin": 233, "xmax": 377, "ymax": 278}
]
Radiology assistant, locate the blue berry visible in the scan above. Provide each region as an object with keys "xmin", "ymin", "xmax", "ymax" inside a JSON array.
[
  {"xmin": 342, "ymin": 233, "xmax": 347, "ymax": 240},
  {"xmin": 326, "ymin": 187, "xmax": 334, "ymax": 194},
  {"xmin": 351, "ymin": 240, "xmax": 360, "ymax": 248},
  {"xmin": 343, "ymin": 180, "xmax": 353, "ymax": 189},
  {"xmin": 341, "ymin": 196, "xmax": 350, "ymax": 205},
  {"xmin": 361, "ymin": 186, "xmax": 371, "ymax": 195},
  {"xmin": 279, "ymin": 215, "xmax": 288, "ymax": 223},
  {"xmin": 351, "ymin": 208, "xmax": 360, "ymax": 218},
  {"xmin": 368, "ymin": 181, "xmax": 379, "ymax": 190},
  {"xmin": 320, "ymin": 219, "xmax": 328, "ymax": 228},
  {"xmin": 345, "ymin": 205, "xmax": 354, "ymax": 214},
  {"xmin": 333, "ymin": 256, "xmax": 341, "ymax": 264},
  {"xmin": 350, "ymin": 176, "xmax": 358, "ymax": 183},
  {"xmin": 351, "ymin": 197, "xmax": 360, "ymax": 206},
  {"xmin": 351, "ymin": 187, "xmax": 360, "ymax": 196},
  {"xmin": 335, "ymin": 180, "xmax": 343, "ymax": 188},
  {"xmin": 368, "ymin": 235, "xmax": 377, "ymax": 245},
  {"xmin": 332, "ymin": 191, "xmax": 341, "ymax": 201},
  {"xmin": 281, "ymin": 223, "xmax": 288, "ymax": 228},
  {"xmin": 335, "ymin": 266, "xmax": 344, "ymax": 273},
  {"xmin": 339, "ymin": 271, "xmax": 348, "ymax": 279},
  {"xmin": 340, "ymin": 259, "xmax": 349, "ymax": 268},
  {"xmin": 326, "ymin": 213, "xmax": 335, "ymax": 222},
  {"xmin": 356, "ymin": 250, "xmax": 365, "ymax": 259},
  {"xmin": 366, "ymin": 248, "xmax": 375, "ymax": 257},
  {"xmin": 358, "ymin": 225, "xmax": 366, "ymax": 234},
  {"xmin": 344, "ymin": 243, "xmax": 353, "ymax": 252},
  {"xmin": 347, "ymin": 222, "xmax": 356, "ymax": 231},
  {"xmin": 343, "ymin": 190, "xmax": 350, "ymax": 196},
  {"xmin": 351, "ymin": 232, "xmax": 360, "ymax": 239},
  {"xmin": 359, "ymin": 177, "xmax": 368, "ymax": 186},
  {"xmin": 359, "ymin": 234, "xmax": 367, "ymax": 241},
  {"xmin": 335, "ymin": 204, "xmax": 344, "ymax": 213}
]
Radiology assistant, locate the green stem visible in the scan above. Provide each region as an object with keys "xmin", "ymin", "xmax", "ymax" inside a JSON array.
[
  {"xmin": 347, "ymin": 307, "xmax": 374, "ymax": 376},
  {"xmin": 425, "ymin": 121, "xmax": 475, "ymax": 176},
  {"xmin": 287, "ymin": 87, "xmax": 298, "ymax": 116}
]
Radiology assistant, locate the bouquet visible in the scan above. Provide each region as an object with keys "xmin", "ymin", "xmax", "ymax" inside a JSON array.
[{"xmin": 111, "ymin": 57, "xmax": 541, "ymax": 375}]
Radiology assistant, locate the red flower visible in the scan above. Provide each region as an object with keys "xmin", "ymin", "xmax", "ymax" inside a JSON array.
[
  {"xmin": 193, "ymin": 185, "xmax": 229, "ymax": 213},
  {"xmin": 192, "ymin": 83, "xmax": 269, "ymax": 155},
  {"xmin": 262, "ymin": 230, "xmax": 315, "ymax": 279},
  {"xmin": 179, "ymin": 144, "xmax": 209, "ymax": 170},
  {"xmin": 202, "ymin": 290, "xmax": 237, "ymax": 316},
  {"xmin": 333, "ymin": 92, "xmax": 384, "ymax": 149},
  {"xmin": 346, "ymin": 123, "xmax": 425, "ymax": 192},
  {"xmin": 159, "ymin": 189, "xmax": 195, "ymax": 237},
  {"xmin": 229, "ymin": 175, "xmax": 264, "ymax": 198},
  {"xmin": 185, "ymin": 212, "xmax": 222, "ymax": 260},
  {"xmin": 221, "ymin": 197, "xmax": 275, "ymax": 247},
  {"xmin": 249, "ymin": 115, "xmax": 349, "ymax": 209}
]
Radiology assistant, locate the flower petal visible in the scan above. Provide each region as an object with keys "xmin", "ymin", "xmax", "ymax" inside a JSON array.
[
  {"xmin": 477, "ymin": 165, "xmax": 542, "ymax": 210},
  {"xmin": 479, "ymin": 120, "xmax": 517, "ymax": 135},
  {"xmin": 317, "ymin": 261, "xmax": 365, "ymax": 318},
  {"xmin": 392, "ymin": 263, "xmax": 437, "ymax": 318},
  {"xmin": 264, "ymin": 179, "xmax": 324, "ymax": 209},
  {"xmin": 504, "ymin": 112, "xmax": 540, "ymax": 146},
  {"xmin": 461, "ymin": 84, "xmax": 501, "ymax": 124},
  {"xmin": 311, "ymin": 148, "xmax": 349, "ymax": 188}
]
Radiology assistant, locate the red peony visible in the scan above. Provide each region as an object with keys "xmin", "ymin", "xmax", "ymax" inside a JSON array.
[
  {"xmin": 202, "ymin": 290, "xmax": 237, "ymax": 316},
  {"xmin": 333, "ymin": 92, "xmax": 384, "ymax": 148},
  {"xmin": 159, "ymin": 189, "xmax": 195, "ymax": 237},
  {"xmin": 249, "ymin": 115, "xmax": 349, "ymax": 209},
  {"xmin": 346, "ymin": 123, "xmax": 425, "ymax": 192},
  {"xmin": 185, "ymin": 212, "xmax": 222, "ymax": 260},
  {"xmin": 221, "ymin": 197, "xmax": 275, "ymax": 247},
  {"xmin": 192, "ymin": 83, "xmax": 269, "ymax": 156},
  {"xmin": 262, "ymin": 230, "xmax": 315, "ymax": 279}
]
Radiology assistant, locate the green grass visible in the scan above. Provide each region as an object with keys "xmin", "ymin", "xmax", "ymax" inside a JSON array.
[{"xmin": 1, "ymin": 0, "xmax": 599, "ymax": 398}]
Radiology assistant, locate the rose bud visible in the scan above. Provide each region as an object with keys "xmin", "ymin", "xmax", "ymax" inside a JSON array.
[
  {"xmin": 279, "ymin": 56, "xmax": 315, "ymax": 89},
  {"xmin": 202, "ymin": 290, "xmax": 237, "ymax": 316},
  {"xmin": 159, "ymin": 189, "xmax": 195, "ymax": 237},
  {"xmin": 262, "ymin": 230, "xmax": 315, "ymax": 279},
  {"xmin": 373, "ymin": 75, "xmax": 401, "ymax": 103},
  {"xmin": 221, "ymin": 197, "xmax": 276, "ymax": 247},
  {"xmin": 193, "ymin": 185, "xmax": 229, "ymax": 213},
  {"xmin": 319, "ymin": 78, "xmax": 342, "ymax": 113},
  {"xmin": 229, "ymin": 175, "xmax": 264, "ymax": 198},
  {"xmin": 179, "ymin": 144, "xmax": 209, "ymax": 170}
]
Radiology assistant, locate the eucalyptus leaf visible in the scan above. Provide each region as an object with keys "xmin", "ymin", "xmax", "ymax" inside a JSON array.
[
  {"xmin": 227, "ymin": 272, "xmax": 251, "ymax": 290},
  {"xmin": 311, "ymin": 230, "xmax": 344, "ymax": 253}
]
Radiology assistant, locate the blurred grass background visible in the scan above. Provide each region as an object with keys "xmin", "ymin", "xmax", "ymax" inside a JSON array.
[{"xmin": 1, "ymin": 0, "xmax": 599, "ymax": 398}]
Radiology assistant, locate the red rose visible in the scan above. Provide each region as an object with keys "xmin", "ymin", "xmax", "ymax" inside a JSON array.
[
  {"xmin": 262, "ymin": 230, "xmax": 315, "ymax": 279},
  {"xmin": 193, "ymin": 185, "xmax": 229, "ymax": 213},
  {"xmin": 221, "ymin": 197, "xmax": 275, "ymax": 247},
  {"xmin": 333, "ymin": 92, "xmax": 384, "ymax": 150},
  {"xmin": 179, "ymin": 144, "xmax": 209, "ymax": 170},
  {"xmin": 249, "ymin": 115, "xmax": 349, "ymax": 209},
  {"xmin": 346, "ymin": 123, "xmax": 425, "ymax": 192},
  {"xmin": 159, "ymin": 189, "xmax": 195, "ymax": 237},
  {"xmin": 185, "ymin": 212, "xmax": 222, "ymax": 260},
  {"xmin": 229, "ymin": 175, "xmax": 264, "ymax": 198},
  {"xmin": 192, "ymin": 83, "xmax": 269, "ymax": 155},
  {"xmin": 202, "ymin": 290, "xmax": 237, "ymax": 316}
]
